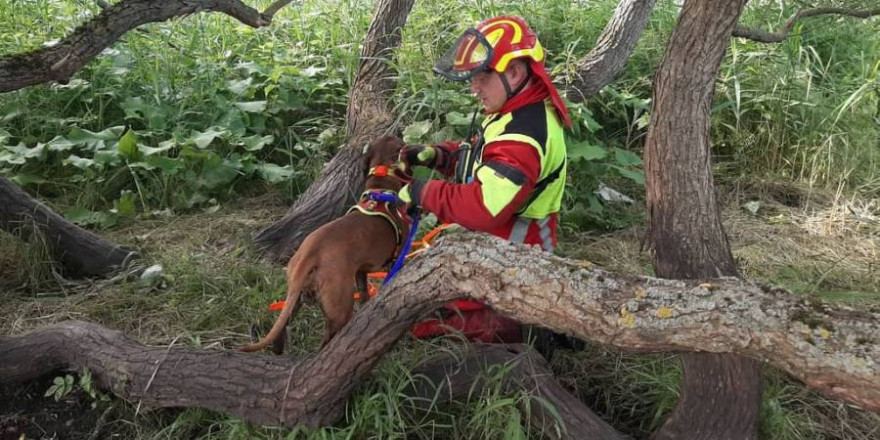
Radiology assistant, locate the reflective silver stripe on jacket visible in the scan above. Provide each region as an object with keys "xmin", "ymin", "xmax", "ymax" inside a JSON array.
[{"xmin": 509, "ymin": 216, "xmax": 554, "ymax": 253}]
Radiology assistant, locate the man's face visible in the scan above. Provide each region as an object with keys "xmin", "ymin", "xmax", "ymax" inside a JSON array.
[{"xmin": 469, "ymin": 69, "xmax": 510, "ymax": 113}]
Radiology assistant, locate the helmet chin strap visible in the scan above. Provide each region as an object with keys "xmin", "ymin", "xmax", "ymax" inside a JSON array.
[{"xmin": 497, "ymin": 64, "xmax": 532, "ymax": 100}]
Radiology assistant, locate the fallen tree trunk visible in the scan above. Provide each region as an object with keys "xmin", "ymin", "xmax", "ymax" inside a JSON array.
[
  {"xmin": 0, "ymin": 178, "xmax": 137, "ymax": 277},
  {"xmin": 1, "ymin": 233, "xmax": 878, "ymax": 431}
]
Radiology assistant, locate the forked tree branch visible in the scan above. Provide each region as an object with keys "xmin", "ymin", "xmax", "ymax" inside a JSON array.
[
  {"xmin": 733, "ymin": 7, "xmax": 880, "ymax": 43},
  {"xmin": 0, "ymin": 0, "xmax": 295, "ymax": 93}
]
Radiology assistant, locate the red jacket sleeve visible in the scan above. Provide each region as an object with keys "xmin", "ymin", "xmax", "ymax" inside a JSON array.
[{"xmin": 419, "ymin": 140, "xmax": 540, "ymax": 232}]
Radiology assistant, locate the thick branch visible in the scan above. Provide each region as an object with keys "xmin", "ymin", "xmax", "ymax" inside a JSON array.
[
  {"xmin": 0, "ymin": 178, "xmax": 137, "ymax": 277},
  {"xmin": 0, "ymin": 0, "xmax": 294, "ymax": 93},
  {"xmin": 567, "ymin": 0, "xmax": 658, "ymax": 101},
  {"xmin": 733, "ymin": 7, "xmax": 880, "ymax": 43},
  {"xmin": 2, "ymin": 233, "xmax": 878, "ymax": 429}
]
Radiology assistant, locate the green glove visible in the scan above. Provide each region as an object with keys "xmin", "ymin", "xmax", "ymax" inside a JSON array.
[
  {"xmin": 399, "ymin": 179, "xmax": 427, "ymax": 207},
  {"xmin": 399, "ymin": 144, "xmax": 442, "ymax": 175}
]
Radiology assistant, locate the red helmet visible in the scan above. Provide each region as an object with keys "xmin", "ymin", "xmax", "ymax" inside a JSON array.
[
  {"xmin": 434, "ymin": 16, "xmax": 545, "ymax": 81},
  {"xmin": 434, "ymin": 16, "xmax": 572, "ymax": 127}
]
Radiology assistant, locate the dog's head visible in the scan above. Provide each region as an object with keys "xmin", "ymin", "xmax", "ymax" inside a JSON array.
[{"xmin": 363, "ymin": 135, "xmax": 405, "ymax": 169}]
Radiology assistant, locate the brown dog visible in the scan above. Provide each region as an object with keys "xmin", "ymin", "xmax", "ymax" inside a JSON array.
[{"xmin": 239, "ymin": 135, "xmax": 408, "ymax": 354}]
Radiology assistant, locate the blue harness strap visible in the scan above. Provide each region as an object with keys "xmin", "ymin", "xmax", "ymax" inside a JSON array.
[
  {"xmin": 365, "ymin": 190, "xmax": 420, "ymax": 287},
  {"xmin": 382, "ymin": 209, "xmax": 420, "ymax": 286}
]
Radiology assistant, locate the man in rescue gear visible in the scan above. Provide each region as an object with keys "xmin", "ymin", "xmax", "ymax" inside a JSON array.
[{"xmin": 398, "ymin": 15, "xmax": 572, "ymax": 345}]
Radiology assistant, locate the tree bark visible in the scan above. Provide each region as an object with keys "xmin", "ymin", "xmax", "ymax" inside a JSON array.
[
  {"xmin": 408, "ymin": 343, "xmax": 630, "ymax": 440},
  {"xmin": 567, "ymin": 0, "xmax": 658, "ymax": 102},
  {"xmin": 253, "ymin": 0, "xmax": 415, "ymax": 262},
  {"xmin": 0, "ymin": 178, "xmax": 137, "ymax": 277},
  {"xmin": 2, "ymin": 234, "xmax": 879, "ymax": 431},
  {"xmin": 0, "ymin": 0, "xmax": 294, "ymax": 93},
  {"xmin": 643, "ymin": 0, "xmax": 760, "ymax": 439}
]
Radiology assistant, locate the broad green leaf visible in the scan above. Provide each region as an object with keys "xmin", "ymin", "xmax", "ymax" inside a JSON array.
[
  {"xmin": 198, "ymin": 156, "xmax": 240, "ymax": 189},
  {"xmin": 256, "ymin": 163, "xmax": 295, "ymax": 183},
  {"xmin": 143, "ymin": 156, "xmax": 185, "ymax": 174},
  {"xmin": 64, "ymin": 207, "xmax": 116, "ymax": 228},
  {"xmin": 241, "ymin": 135, "xmax": 274, "ymax": 152},
  {"xmin": 139, "ymin": 140, "xmax": 174, "ymax": 156},
  {"xmin": 611, "ymin": 165, "xmax": 645, "ymax": 185},
  {"xmin": 191, "ymin": 127, "xmax": 227, "ymax": 149},
  {"xmin": 0, "ymin": 129, "xmax": 11, "ymax": 144},
  {"xmin": 63, "ymin": 155, "xmax": 96, "ymax": 169},
  {"xmin": 9, "ymin": 174, "xmax": 47, "ymax": 186},
  {"xmin": 227, "ymin": 77, "xmax": 253, "ymax": 95},
  {"xmin": 118, "ymin": 129, "xmax": 138, "ymax": 159},
  {"xmin": 4, "ymin": 143, "xmax": 46, "ymax": 161},
  {"xmin": 94, "ymin": 150, "xmax": 121, "ymax": 166},
  {"xmin": 0, "ymin": 147, "xmax": 28, "ymax": 165},
  {"xmin": 67, "ymin": 126, "xmax": 126, "ymax": 151},
  {"xmin": 402, "ymin": 120, "xmax": 433, "ymax": 144},
  {"xmin": 613, "ymin": 148, "xmax": 642, "ymax": 166},
  {"xmin": 45, "ymin": 136, "xmax": 77, "ymax": 152},
  {"xmin": 234, "ymin": 101, "xmax": 267, "ymax": 113},
  {"xmin": 1, "ymin": 111, "xmax": 22, "ymax": 123},
  {"xmin": 446, "ymin": 111, "xmax": 473, "ymax": 127},
  {"xmin": 567, "ymin": 141, "xmax": 607, "ymax": 161}
]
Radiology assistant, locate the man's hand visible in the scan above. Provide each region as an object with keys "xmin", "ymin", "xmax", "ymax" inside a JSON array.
[
  {"xmin": 399, "ymin": 179, "xmax": 427, "ymax": 208},
  {"xmin": 399, "ymin": 144, "xmax": 444, "ymax": 174}
]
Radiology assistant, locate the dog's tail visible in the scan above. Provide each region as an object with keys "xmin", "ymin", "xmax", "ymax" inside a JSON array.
[{"xmin": 238, "ymin": 255, "xmax": 311, "ymax": 353}]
